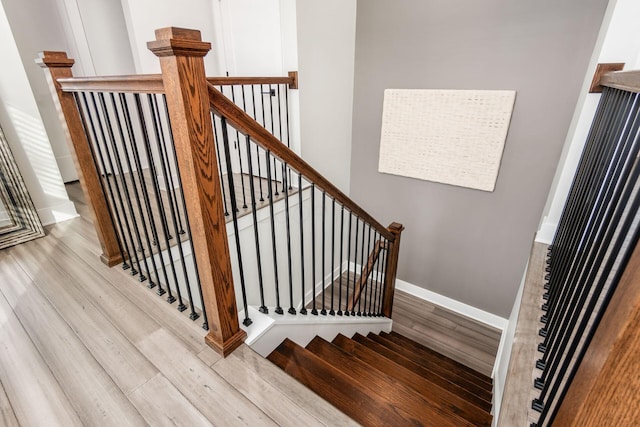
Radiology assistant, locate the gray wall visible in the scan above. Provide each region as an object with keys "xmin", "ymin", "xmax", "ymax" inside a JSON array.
[{"xmin": 350, "ymin": 0, "xmax": 608, "ymax": 317}]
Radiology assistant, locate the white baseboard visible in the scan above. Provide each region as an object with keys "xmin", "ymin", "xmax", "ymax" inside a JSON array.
[
  {"xmin": 395, "ymin": 279, "xmax": 508, "ymax": 331},
  {"xmin": 536, "ymin": 217, "xmax": 556, "ymax": 244},
  {"xmin": 37, "ymin": 201, "xmax": 79, "ymax": 226}
]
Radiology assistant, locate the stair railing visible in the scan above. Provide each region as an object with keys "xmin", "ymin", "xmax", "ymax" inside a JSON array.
[{"xmin": 39, "ymin": 26, "xmax": 402, "ymax": 358}]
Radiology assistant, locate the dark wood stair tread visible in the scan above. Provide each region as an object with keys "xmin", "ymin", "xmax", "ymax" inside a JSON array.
[
  {"xmin": 369, "ymin": 332, "xmax": 493, "ymax": 398},
  {"xmin": 267, "ymin": 338, "xmax": 419, "ymax": 427},
  {"xmin": 352, "ymin": 333, "xmax": 492, "ymax": 412},
  {"xmin": 305, "ymin": 336, "xmax": 473, "ymax": 427},
  {"xmin": 386, "ymin": 331, "xmax": 492, "ymax": 385},
  {"xmin": 333, "ymin": 334, "xmax": 492, "ymax": 426}
]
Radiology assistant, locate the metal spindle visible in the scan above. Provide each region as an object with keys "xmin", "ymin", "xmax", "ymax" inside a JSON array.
[
  {"xmin": 283, "ymin": 163, "xmax": 296, "ymax": 315},
  {"xmin": 119, "ymin": 93, "xmax": 167, "ymax": 297},
  {"xmin": 338, "ymin": 205, "xmax": 345, "ymax": 315},
  {"xmin": 298, "ymin": 173, "xmax": 307, "ymax": 315},
  {"xmin": 135, "ymin": 94, "xmax": 186, "ymax": 310},
  {"xmin": 345, "ymin": 211, "xmax": 353, "ymax": 316},
  {"xmin": 321, "ymin": 191, "xmax": 327, "ymax": 315},
  {"xmin": 246, "ymin": 136, "xmax": 267, "ymax": 314},
  {"xmin": 149, "ymin": 94, "xmax": 199, "ymax": 318},
  {"xmin": 265, "ymin": 150, "xmax": 283, "ymax": 314},
  {"xmin": 330, "ymin": 198, "xmax": 336, "ymax": 315},
  {"xmin": 161, "ymin": 96, "xmax": 207, "ymax": 327},
  {"xmin": 357, "ymin": 219, "xmax": 367, "ymax": 316},
  {"xmin": 311, "ymin": 183, "xmax": 318, "ymax": 315},
  {"xmin": 219, "ymin": 117, "xmax": 251, "ymax": 326},
  {"xmin": 229, "ymin": 86, "xmax": 248, "ymax": 209},
  {"xmin": 211, "ymin": 115, "xmax": 230, "ymax": 215}
]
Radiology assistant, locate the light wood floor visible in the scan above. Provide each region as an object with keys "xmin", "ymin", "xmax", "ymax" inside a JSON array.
[{"xmin": 0, "ymin": 184, "xmax": 500, "ymax": 425}]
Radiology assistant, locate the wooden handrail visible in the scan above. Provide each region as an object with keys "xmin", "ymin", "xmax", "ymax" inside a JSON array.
[
  {"xmin": 600, "ymin": 70, "xmax": 640, "ymax": 93},
  {"xmin": 55, "ymin": 71, "xmax": 300, "ymax": 94},
  {"xmin": 347, "ymin": 240, "xmax": 387, "ymax": 311},
  {"xmin": 57, "ymin": 74, "xmax": 165, "ymax": 93},
  {"xmin": 207, "ymin": 71, "xmax": 298, "ymax": 89},
  {"xmin": 207, "ymin": 84, "xmax": 394, "ymax": 242}
]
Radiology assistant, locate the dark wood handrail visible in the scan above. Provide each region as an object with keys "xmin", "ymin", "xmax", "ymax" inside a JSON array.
[
  {"xmin": 57, "ymin": 74, "xmax": 165, "ymax": 93},
  {"xmin": 208, "ymin": 71, "xmax": 297, "ymax": 89},
  {"xmin": 207, "ymin": 84, "xmax": 394, "ymax": 241},
  {"xmin": 347, "ymin": 240, "xmax": 387, "ymax": 311},
  {"xmin": 56, "ymin": 71, "xmax": 299, "ymax": 94},
  {"xmin": 600, "ymin": 70, "xmax": 640, "ymax": 93}
]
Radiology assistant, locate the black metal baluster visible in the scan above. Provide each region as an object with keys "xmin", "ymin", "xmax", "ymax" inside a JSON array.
[
  {"xmin": 149, "ymin": 94, "xmax": 200, "ymax": 319},
  {"xmin": 372, "ymin": 232, "xmax": 383, "ymax": 316},
  {"xmin": 282, "ymin": 163, "xmax": 295, "ymax": 315},
  {"xmin": 283, "ymin": 84, "xmax": 292, "ymax": 189},
  {"xmin": 330, "ymin": 198, "xmax": 336, "ymax": 315},
  {"xmin": 351, "ymin": 216, "xmax": 360, "ymax": 316},
  {"xmin": 298, "ymin": 173, "xmax": 307, "ymax": 315},
  {"xmin": 365, "ymin": 227, "xmax": 375, "ymax": 316},
  {"xmin": 252, "ymin": 85, "xmax": 264, "ymax": 201},
  {"xmin": 137, "ymin": 94, "xmax": 186, "ymax": 309},
  {"xmin": 96, "ymin": 93, "xmax": 147, "ymax": 282},
  {"xmin": 321, "ymin": 191, "xmax": 327, "ymax": 315},
  {"xmin": 153, "ymin": 94, "xmax": 185, "ymax": 235},
  {"xmin": 311, "ymin": 184, "xmax": 318, "ymax": 315},
  {"xmin": 211, "ymin": 114, "xmax": 230, "ymax": 216},
  {"xmin": 378, "ymin": 240, "xmax": 389, "ymax": 316},
  {"xmin": 161, "ymin": 96, "xmax": 207, "ymax": 327},
  {"xmin": 229, "ymin": 86, "xmax": 248, "ymax": 210},
  {"xmin": 265, "ymin": 150, "xmax": 283, "ymax": 314},
  {"xmin": 119, "ymin": 94, "xmax": 166, "ymax": 296},
  {"xmin": 79, "ymin": 93, "xmax": 129, "ymax": 272},
  {"xmin": 357, "ymin": 219, "xmax": 367, "ymax": 316},
  {"xmin": 246, "ymin": 136, "xmax": 268, "ymax": 314},
  {"xmin": 345, "ymin": 211, "xmax": 353, "ymax": 316},
  {"xmin": 337, "ymin": 205, "xmax": 345, "ymax": 316},
  {"xmin": 220, "ymin": 117, "xmax": 251, "ymax": 326},
  {"xmin": 109, "ymin": 93, "xmax": 157, "ymax": 287},
  {"xmin": 363, "ymin": 224, "xmax": 373, "ymax": 315}
]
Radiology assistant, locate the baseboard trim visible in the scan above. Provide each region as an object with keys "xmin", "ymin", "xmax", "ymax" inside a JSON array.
[
  {"xmin": 536, "ymin": 218, "xmax": 556, "ymax": 244},
  {"xmin": 394, "ymin": 279, "xmax": 508, "ymax": 331},
  {"xmin": 37, "ymin": 201, "xmax": 79, "ymax": 226}
]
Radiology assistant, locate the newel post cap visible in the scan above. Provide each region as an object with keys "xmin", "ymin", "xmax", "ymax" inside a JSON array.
[
  {"xmin": 147, "ymin": 27, "xmax": 211, "ymax": 57},
  {"xmin": 35, "ymin": 51, "xmax": 75, "ymax": 68}
]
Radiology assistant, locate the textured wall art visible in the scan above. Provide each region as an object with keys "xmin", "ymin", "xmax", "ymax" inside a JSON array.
[{"xmin": 378, "ymin": 89, "xmax": 516, "ymax": 192}]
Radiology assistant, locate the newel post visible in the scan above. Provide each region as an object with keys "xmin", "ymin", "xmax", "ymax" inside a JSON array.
[
  {"xmin": 36, "ymin": 51, "xmax": 123, "ymax": 266},
  {"xmin": 382, "ymin": 222, "xmax": 404, "ymax": 318},
  {"xmin": 148, "ymin": 27, "xmax": 246, "ymax": 356}
]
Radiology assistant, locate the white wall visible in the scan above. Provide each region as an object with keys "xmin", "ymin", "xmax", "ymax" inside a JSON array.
[
  {"xmin": 297, "ymin": 0, "xmax": 357, "ymax": 194},
  {"xmin": 120, "ymin": 0, "xmax": 222, "ymax": 75},
  {"xmin": 0, "ymin": 4, "xmax": 77, "ymax": 225},
  {"xmin": 537, "ymin": 0, "xmax": 640, "ymax": 243}
]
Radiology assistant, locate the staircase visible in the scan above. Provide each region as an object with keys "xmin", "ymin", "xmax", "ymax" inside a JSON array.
[{"xmin": 268, "ymin": 331, "xmax": 493, "ymax": 426}]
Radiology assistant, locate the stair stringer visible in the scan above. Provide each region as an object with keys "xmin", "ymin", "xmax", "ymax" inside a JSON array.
[{"xmin": 241, "ymin": 306, "xmax": 392, "ymax": 357}]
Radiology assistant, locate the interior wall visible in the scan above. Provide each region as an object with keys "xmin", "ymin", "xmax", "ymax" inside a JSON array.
[
  {"xmin": 119, "ymin": 0, "xmax": 222, "ymax": 75},
  {"xmin": 350, "ymin": 0, "xmax": 609, "ymax": 317},
  {"xmin": 537, "ymin": 0, "xmax": 640, "ymax": 244},
  {"xmin": 0, "ymin": 3, "xmax": 77, "ymax": 225},
  {"xmin": 296, "ymin": 0, "xmax": 357, "ymax": 193}
]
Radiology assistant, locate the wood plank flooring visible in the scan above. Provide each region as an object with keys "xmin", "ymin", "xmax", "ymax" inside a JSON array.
[{"xmin": 0, "ymin": 183, "xmax": 500, "ymax": 425}]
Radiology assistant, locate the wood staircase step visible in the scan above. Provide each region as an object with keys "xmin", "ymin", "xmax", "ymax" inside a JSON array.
[
  {"xmin": 333, "ymin": 334, "xmax": 492, "ymax": 426},
  {"xmin": 351, "ymin": 333, "xmax": 492, "ymax": 412},
  {"xmin": 370, "ymin": 332, "xmax": 493, "ymax": 398},
  {"xmin": 305, "ymin": 336, "xmax": 472, "ymax": 427},
  {"xmin": 267, "ymin": 338, "xmax": 416, "ymax": 427},
  {"xmin": 386, "ymin": 331, "xmax": 493, "ymax": 386}
]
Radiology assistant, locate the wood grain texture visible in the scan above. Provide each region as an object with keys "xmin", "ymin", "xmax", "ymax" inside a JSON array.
[
  {"xmin": 36, "ymin": 51, "xmax": 122, "ymax": 266},
  {"xmin": 382, "ymin": 222, "xmax": 404, "ymax": 317},
  {"xmin": 305, "ymin": 336, "xmax": 470, "ymax": 427},
  {"xmin": 208, "ymin": 84, "xmax": 395, "ymax": 241},
  {"xmin": 599, "ymin": 69, "xmax": 640, "ymax": 93},
  {"xmin": 554, "ymin": 236, "xmax": 640, "ymax": 425},
  {"xmin": 232, "ymin": 345, "xmax": 358, "ymax": 426},
  {"xmin": 268, "ymin": 338, "xmax": 412, "ymax": 427},
  {"xmin": 0, "ymin": 379, "xmax": 19, "ymax": 427},
  {"xmin": 347, "ymin": 240, "xmax": 385, "ymax": 311},
  {"xmin": 0, "ymin": 255, "xmax": 146, "ymax": 426},
  {"xmin": 332, "ymin": 334, "xmax": 492, "ymax": 426},
  {"xmin": 207, "ymin": 75, "xmax": 294, "ymax": 86},
  {"xmin": 353, "ymin": 333, "xmax": 492, "ymax": 412},
  {"xmin": 497, "ymin": 242, "xmax": 547, "ymax": 426},
  {"xmin": 57, "ymin": 74, "xmax": 165, "ymax": 93},
  {"xmin": 589, "ymin": 63, "xmax": 625, "ymax": 93},
  {"xmin": 149, "ymin": 28, "xmax": 245, "ymax": 355}
]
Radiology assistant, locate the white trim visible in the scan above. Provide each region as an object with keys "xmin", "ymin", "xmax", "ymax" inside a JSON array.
[
  {"xmin": 395, "ymin": 279, "xmax": 508, "ymax": 331},
  {"xmin": 37, "ymin": 201, "xmax": 79, "ymax": 226},
  {"xmin": 535, "ymin": 217, "xmax": 556, "ymax": 245}
]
